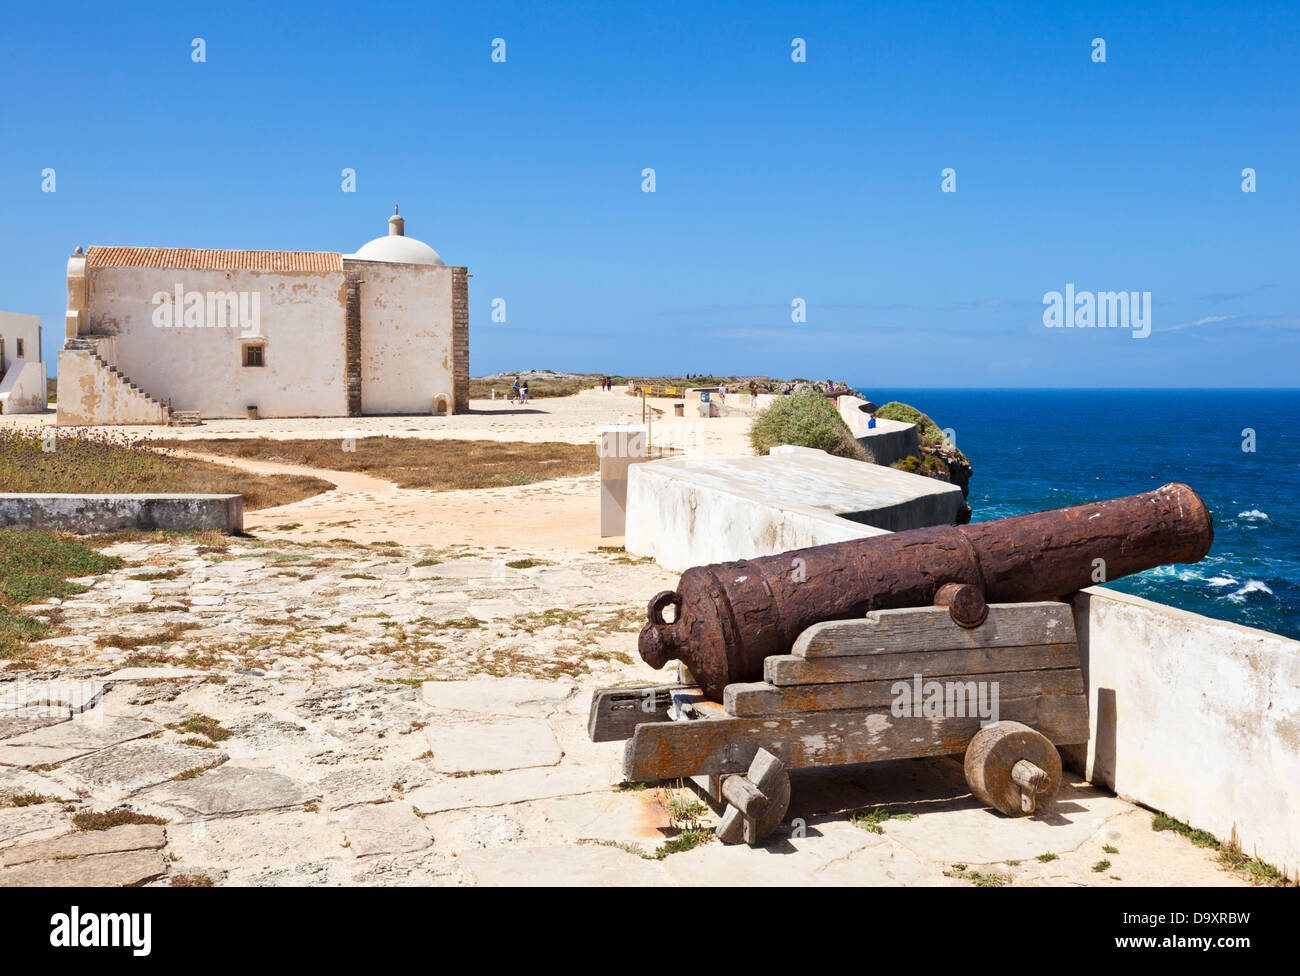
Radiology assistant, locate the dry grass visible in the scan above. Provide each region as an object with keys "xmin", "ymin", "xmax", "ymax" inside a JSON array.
[
  {"xmin": 0, "ymin": 529, "xmax": 125, "ymax": 659},
  {"xmin": 470, "ymin": 376, "xmax": 600, "ymax": 399},
  {"xmin": 73, "ymin": 808, "xmax": 168, "ymax": 831},
  {"xmin": 157, "ymin": 437, "xmax": 599, "ymax": 490},
  {"xmin": 0, "ymin": 429, "xmax": 332, "ymax": 510}
]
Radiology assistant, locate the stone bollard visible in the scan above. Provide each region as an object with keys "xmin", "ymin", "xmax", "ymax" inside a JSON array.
[{"xmin": 599, "ymin": 425, "xmax": 649, "ymax": 537}]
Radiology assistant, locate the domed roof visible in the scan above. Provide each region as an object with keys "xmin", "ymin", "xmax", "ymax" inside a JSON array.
[
  {"xmin": 351, "ymin": 235, "xmax": 444, "ymax": 266},
  {"xmin": 349, "ymin": 207, "xmax": 444, "ymax": 266}
]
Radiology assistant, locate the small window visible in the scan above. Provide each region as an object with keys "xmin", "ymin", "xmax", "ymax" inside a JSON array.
[
  {"xmin": 14, "ymin": 339, "xmax": 23, "ymax": 358},
  {"xmin": 243, "ymin": 344, "xmax": 265, "ymax": 367}
]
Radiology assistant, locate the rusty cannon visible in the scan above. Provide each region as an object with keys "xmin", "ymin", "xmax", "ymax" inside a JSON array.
[{"xmin": 639, "ymin": 483, "xmax": 1213, "ymax": 702}]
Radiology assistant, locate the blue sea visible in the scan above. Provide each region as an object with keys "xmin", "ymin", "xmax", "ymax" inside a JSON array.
[{"xmin": 864, "ymin": 389, "xmax": 1300, "ymax": 641}]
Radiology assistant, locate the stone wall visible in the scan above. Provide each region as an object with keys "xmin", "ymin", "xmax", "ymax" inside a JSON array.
[
  {"xmin": 76, "ymin": 264, "xmax": 349, "ymax": 419},
  {"xmin": 0, "ymin": 493, "xmax": 243, "ymax": 533},
  {"xmin": 452, "ymin": 267, "xmax": 469, "ymax": 414},
  {"xmin": 348, "ymin": 260, "xmax": 457, "ymax": 416},
  {"xmin": 1066, "ymin": 587, "xmax": 1300, "ymax": 879}
]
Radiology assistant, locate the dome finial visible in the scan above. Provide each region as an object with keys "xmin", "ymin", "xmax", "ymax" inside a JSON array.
[{"xmin": 388, "ymin": 206, "xmax": 405, "ymax": 237}]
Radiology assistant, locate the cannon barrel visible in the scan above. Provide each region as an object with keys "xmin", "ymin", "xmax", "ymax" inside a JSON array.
[{"xmin": 639, "ymin": 483, "xmax": 1213, "ymax": 701}]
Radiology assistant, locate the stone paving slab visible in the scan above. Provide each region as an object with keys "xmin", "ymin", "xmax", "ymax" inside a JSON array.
[
  {"xmin": 309, "ymin": 760, "xmax": 436, "ymax": 809},
  {"xmin": 137, "ymin": 765, "xmax": 314, "ymax": 818},
  {"xmin": 0, "ymin": 850, "xmax": 166, "ymax": 887},
  {"xmin": 167, "ymin": 811, "xmax": 345, "ymax": 870},
  {"xmin": 0, "ymin": 743, "xmax": 90, "ymax": 769},
  {"xmin": 0, "ymin": 713, "xmax": 69, "ymax": 741},
  {"xmin": 0, "ymin": 804, "xmax": 73, "ymax": 848},
  {"xmin": 54, "ymin": 741, "xmax": 229, "ymax": 798},
  {"xmin": 0, "ymin": 715, "xmax": 158, "ymax": 752},
  {"xmin": 421, "ymin": 678, "xmax": 574, "ymax": 718},
  {"xmin": 3, "ymin": 824, "xmax": 165, "ymax": 867},
  {"xmin": 406, "ymin": 762, "xmax": 619, "ymax": 814},
  {"xmin": 0, "ymin": 767, "xmax": 76, "ymax": 804},
  {"xmin": 422, "ymin": 718, "xmax": 562, "ymax": 774},
  {"xmin": 458, "ymin": 843, "xmax": 666, "ymax": 886},
  {"xmin": 0, "ymin": 679, "xmax": 105, "ymax": 717},
  {"xmin": 331, "ymin": 802, "xmax": 433, "ymax": 856}
]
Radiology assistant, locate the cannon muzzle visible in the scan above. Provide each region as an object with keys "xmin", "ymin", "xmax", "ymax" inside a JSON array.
[{"xmin": 639, "ymin": 483, "xmax": 1213, "ymax": 700}]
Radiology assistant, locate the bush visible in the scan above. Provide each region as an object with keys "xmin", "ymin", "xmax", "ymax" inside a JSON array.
[
  {"xmin": 749, "ymin": 391, "xmax": 867, "ymax": 460},
  {"xmin": 876, "ymin": 401, "xmax": 946, "ymax": 446}
]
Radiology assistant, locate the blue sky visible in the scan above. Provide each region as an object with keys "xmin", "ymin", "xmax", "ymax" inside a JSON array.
[{"xmin": 2, "ymin": 0, "xmax": 1296, "ymax": 386}]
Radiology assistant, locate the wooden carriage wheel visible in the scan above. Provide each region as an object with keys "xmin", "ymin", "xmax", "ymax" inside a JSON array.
[
  {"xmin": 715, "ymin": 749, "xmax": 791, "ymax": 845},
  {"xmin": 964, "ymin": 720, "xmax": 1062, "ymax": 816}
]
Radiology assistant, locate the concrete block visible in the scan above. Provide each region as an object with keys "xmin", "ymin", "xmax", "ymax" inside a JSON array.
[
  {"xmin": 0, "ymin": 493, "xmax": 243, "ymax": 533},
  {"xmin": 625, "ymin": 446, "xmax": 964, "ymax": 571}
]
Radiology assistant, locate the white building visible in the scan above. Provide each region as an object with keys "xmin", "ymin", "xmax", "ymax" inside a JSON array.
[
  {"xmin": 57, "ymin": 209, "xmax": 468, "ymax": 425},
  {"xmin": 0, "ymin": 311, "xmax": 47, "ymax": 414}
]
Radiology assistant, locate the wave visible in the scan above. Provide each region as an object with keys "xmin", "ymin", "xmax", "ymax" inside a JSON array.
[
  {"xmin": 1224, "ymin": 580, "xmax": 1274, "ymax": 603},
  {"xmin": 1237, "ymin": 510, "xmax": 1270, "ymax": 521}
]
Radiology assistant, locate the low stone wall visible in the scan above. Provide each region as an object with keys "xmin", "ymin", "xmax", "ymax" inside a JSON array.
[
  {"xmin": 625, "ymin": 445, "xmax": 963, "ymax": 571},
  {"xmin": 1066, "ymin": 587, "xmax": 1300, "ymax": 880},
  {"xmin": 0, "ymin": 493, "xmax": 243, "ymax": 533},
  {"xmin": 854, "ymin": 418, "xmax": 920, "ymax": 466}
]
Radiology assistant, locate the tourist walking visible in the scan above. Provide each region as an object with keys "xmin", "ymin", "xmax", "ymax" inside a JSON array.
[
  {"xmin": 521, "ymin": 380, "xmax": 530, "ymax": 403},
  {"xmin": 510, "ymin": 377, "xmax": 521, "ymax": 403},
  {"xmin": 749, "ymin": 380, "xmax": 758, "ymax": 408}
]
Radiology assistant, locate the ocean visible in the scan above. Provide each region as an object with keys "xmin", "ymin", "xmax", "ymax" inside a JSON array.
[{"xmin": 864, "ymin": 389, "xmax": 1299, "ymax": 641}]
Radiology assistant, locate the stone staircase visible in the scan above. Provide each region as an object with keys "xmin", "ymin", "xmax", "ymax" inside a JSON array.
[{"xmin": 57, "ymin": 337, "xmax": 170, "ymax": 425}]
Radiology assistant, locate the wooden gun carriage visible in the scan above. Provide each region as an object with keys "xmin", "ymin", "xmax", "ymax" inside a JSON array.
[{"xmin": 588, "ymin": 600, "xmax": 1090, "ymax": 846}]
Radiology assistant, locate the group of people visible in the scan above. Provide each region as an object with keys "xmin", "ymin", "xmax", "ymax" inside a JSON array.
[
  {"xmin": 509, "ymin": 378, "xmax": 529, "ymax": 403},
  {"xmin": 598, "ymin": 376, "xmax": 614, "ymax": 391}
]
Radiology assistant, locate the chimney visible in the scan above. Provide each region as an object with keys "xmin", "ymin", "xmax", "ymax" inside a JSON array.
[{"xmin": 388, "ymin": 205, "xmax": 404, "ymax": 237}]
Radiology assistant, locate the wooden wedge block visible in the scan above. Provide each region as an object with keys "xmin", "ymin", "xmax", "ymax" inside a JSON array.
[
  {"xmin": 793, "ymin": 602, "xmax": 1074, "ymax": 658},
  {"xmin": 724, "ymin": 667, "xmax": 1084, "ymax": 717},
  {"xmin": 765, "ymin": 642, "xmax": 1080, "ymax": 687}
]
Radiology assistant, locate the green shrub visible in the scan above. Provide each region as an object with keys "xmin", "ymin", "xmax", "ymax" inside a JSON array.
[
  {"xmin": 876, "ymin": 401, "xmax": 947, "ymax": 446},
  {"xmin": 749, "ymin": 391, "xmax": 867, "ymax": 460}
]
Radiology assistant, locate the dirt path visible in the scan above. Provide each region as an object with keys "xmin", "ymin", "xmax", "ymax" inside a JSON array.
[{"xmin": 173, "ymin": 446, "xmax": 608, "ymax": 550}]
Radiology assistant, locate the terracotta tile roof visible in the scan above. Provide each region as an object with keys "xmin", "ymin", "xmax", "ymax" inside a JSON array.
[{"xmin": 85, "ymin": 247, "xmax": 344, "ymax": 273}]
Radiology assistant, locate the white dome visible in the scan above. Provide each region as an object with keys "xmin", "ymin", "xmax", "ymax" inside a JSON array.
[{"xmin": 350, "ymin": 234, "xmax": 444, "ymax": 266}]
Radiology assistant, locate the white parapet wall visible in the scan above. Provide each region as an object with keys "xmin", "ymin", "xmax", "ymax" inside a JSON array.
[
  {"xmin": 625, "ymin": 445, "xmax": 964, "ymax": 571},
  {"xmin": 1067, "ymin": 586, "xmax": 1300, "ymax": 879}
]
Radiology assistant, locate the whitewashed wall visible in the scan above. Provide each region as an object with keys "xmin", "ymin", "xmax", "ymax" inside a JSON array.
[
  {"xmin": 1068, "ymin": 587, "xmax": 1300, "ymax": 880},
  {"xmin": 349, "ymin": 260, "xmax": 455, "ymax": 415},
  {"xmin": 83, "ymin": 266, "xmax": 348, "ymax": 418},
  {"xmin": 0, "ymin": 311, "xmax": 47, "ymax": 414}
]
